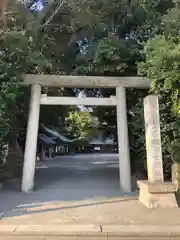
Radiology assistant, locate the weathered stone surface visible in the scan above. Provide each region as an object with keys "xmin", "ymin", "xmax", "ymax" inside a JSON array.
[
  {"xmin": 103, "ymin": 225, "xmax": 180, "ymax": 234},
  {"xmin": 15, "ymin": 225, "xmax": 100, "ymax": 233},
  {"xmin": 172, "ymin": 163, "xmax": 180, "ymax": 190},
  {"xmin": 2, "ymin": 225, "xmax": 180, "ymax": 239},
  {"xmin": 138, "ymin": 180, "xmax": 178, "ymax": 208},
  {"xmin": 23, "ymin": 75, "xmax": 150, "ymax": 88},
  {"xmin": 0, "ymin": 225, "xmax": 18, "ymax": 232},
  {"xmin": 116, "ymin": 86, "xmax": 131, "ymax": 192},
  {"xmin": 48, "ymin": 237, "xmax": 77, "ymax": 240},
  {"xmin": 144, "ymin": 95, "xmax": 164, "ymax": 183},
  {"xmin": 78, "ymin": 233, "xmax": 107, "ymax": 240},
  {"xmin": 1, "ymin": 234, "xmax": 180, "ymax": 240},
  {"xmin": 0, "ymin": 233, "xmax": 47, "ymax": 240},
  {"xmin": 138, "ymin": 180, "xmax": 177, "ymax": 193},
  {"xmin": 140, "ymin": 95, "xmax": 178, "ymax": 208},
  {"xmin": 22, "ymin": 84, "xmax": 41, "ymax": 193}
]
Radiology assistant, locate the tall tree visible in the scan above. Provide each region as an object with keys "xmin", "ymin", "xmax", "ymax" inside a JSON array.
[
  {"xmin": 0, "ymin": 1, "xmax": 48, "ymax": 161},
  {"xmin": 138, "ymin": 1, "xmax": 180, "ymax": 167}
]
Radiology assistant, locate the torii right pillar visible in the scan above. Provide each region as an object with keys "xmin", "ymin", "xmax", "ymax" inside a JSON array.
[{"xmin": 138, "ymin": 95, "xmax": 178, "ymax": 208}]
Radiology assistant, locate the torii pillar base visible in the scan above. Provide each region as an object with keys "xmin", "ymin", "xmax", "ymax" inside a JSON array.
[{"xmin": 138, "ymin": 180, "xmax": 178, "ymax": 208}]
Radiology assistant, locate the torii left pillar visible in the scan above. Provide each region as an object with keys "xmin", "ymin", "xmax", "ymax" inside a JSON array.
[{"xmin": 22, "ymin": 84, "xmax": 41, "ymax": 192}]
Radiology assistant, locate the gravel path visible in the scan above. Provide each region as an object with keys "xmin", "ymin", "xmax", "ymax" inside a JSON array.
[{"xmin": 0, "ymin": 154, "xmax": 180, "ymax": 226}]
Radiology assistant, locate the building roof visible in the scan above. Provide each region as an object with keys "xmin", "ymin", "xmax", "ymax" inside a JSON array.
[
  {"xmin": 41, "ymin": 126, "xmax": 76, "ymax": 143},
  {"xmin": 39, "ymin": 133, "xmax": 56, "ymax": 145}
]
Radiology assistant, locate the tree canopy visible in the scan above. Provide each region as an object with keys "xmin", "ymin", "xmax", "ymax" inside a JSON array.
[{"xmin": 138, "ymin": 1, "xmax": 180, "ymax": 165}]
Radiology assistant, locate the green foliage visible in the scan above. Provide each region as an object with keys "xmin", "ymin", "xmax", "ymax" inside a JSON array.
[
  {"xmin": 0, "ymin": 1, "xmax": 48, "ymax": 161},
  {"xmin": 168, "ymin": 139, "xmax": 180, "ymax": 164},
  {"xmin": 138, "ymin": 1, "xmax": 180, "ymax": 164},
  {"xmin": 63, "ymin": 110, "xmax": 99, "ymax": 141},
  {"xmin": 67, "ymin": 0, "xmax": 173, "ymax": 76},
  {"xmin": 0, "ymin": 30, "xmax": 27, "ymax": 161},
  {"xmin": 128, "ymin": 96, "xmax": 147, "ymax": 173}
]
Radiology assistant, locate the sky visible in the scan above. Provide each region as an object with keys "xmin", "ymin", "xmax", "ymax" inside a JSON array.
[{"xmin": 30, "ymin": 0, "xmax": 45, "ymax": 11}]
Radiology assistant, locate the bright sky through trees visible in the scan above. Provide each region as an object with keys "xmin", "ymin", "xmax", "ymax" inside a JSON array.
[{"xmin": 30, "ymin": 0, "xmax": 44, "ymax": 11}]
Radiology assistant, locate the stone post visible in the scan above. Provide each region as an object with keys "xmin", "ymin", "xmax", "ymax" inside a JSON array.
[
  {"xmin": 144, "ymin": 95, "xmax": 164, "ymax": 182},
  {"xmin": 116, "ymin": 86, "xmax": 131, "ymax": 192},
  {"xmin": 21, "ymin": 84, "xmax": 41, "ymax": 193},
  {"xmin": 138, "ymin": 95, "xmax": 177, "ymax": 208}
]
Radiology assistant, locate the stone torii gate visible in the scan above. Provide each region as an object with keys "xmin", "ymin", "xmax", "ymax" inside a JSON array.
[{"xmin": 21, "ymin": 75, "xmax": 149, "ymax": 193}]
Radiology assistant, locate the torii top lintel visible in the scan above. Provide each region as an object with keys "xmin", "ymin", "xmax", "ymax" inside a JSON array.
[{"xmin": 23, "ymin": 74, "xmax": 150, "ymax": 88}]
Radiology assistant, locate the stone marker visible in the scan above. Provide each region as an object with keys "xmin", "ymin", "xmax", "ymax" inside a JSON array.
[
  {"xmin": 144, "ymin": 95, "xmax": 164, "ymax": 183},
  {"xmin": 138, "ymin": 95, "xmax": 178, "ymax": 208}
]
